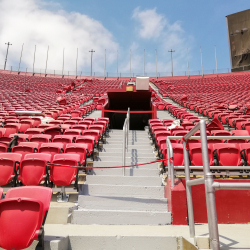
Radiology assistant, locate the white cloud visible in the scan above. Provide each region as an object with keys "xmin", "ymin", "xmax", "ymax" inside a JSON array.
[
  {"xmin": 0, "ymin": 0, "xmax": 118, "ymax": 74},
  {"xmin": 132, "ymin": 7, "xmax": 166, "ymax": 39},
  {"xmin": 130, "ymin": 7, "xmax": 193, "ymax": 75}
]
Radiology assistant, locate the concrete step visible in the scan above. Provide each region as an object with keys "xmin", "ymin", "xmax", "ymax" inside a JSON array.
[
  {"xmin": 101, "ymin": 148, "xmax": 154, "ymax": 154},
  {"xmin": 103, "ymin": 144, "xmax": 153, "ymax": 150},
  {"xmin": 72, "ymin": 209, "xmax": 172, "ymax": 225},
  {"xmin": 85, "ymin": 175, "xmax": 163, "ymax": 186},
  {"xmin": 95, "ymin": 156, "xmax": 157, "ymax": 164},
  {"xmin": 98, "ymin": 152, "xmax": 156, "ymax": 158},
  {"xmin": 79, "ymin": 184, "xmax": 164, "ymax": 199},
  {"xmin": 88, "ymin": 167, "xmax": 160, "ymax": 176},
  {"xmin": 78, "ymin": 195, "xmax": 168, "ymax": 211}
]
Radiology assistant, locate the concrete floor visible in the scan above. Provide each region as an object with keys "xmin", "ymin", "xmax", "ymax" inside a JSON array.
[{"xmin": 43, "ymin": 223, "xmax": 250, "ymax": 250}]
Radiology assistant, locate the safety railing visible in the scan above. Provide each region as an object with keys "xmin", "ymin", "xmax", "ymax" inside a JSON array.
[
  {"xmin": 122, "ymin": 108, "xmax": 130, "ymax": 176},
  {"xmin": 166, "ymin": 120, "xmax": 250, "ymax": 250}
]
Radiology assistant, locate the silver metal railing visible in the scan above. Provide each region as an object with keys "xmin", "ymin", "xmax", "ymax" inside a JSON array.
[
  {"xmin": 166, "ymin": 121, "xmax": 250, "ymax": 250},
  {"xmin": 122, "ymin": 108, "xmax": 130, "ymax": 176}
]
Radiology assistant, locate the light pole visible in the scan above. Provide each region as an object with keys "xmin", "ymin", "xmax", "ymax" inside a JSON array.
[
  {"xmin": 200, "ymin": 46, "xmax": 204, "ymax": 77},
  {"xmin": 45, "ymin": 45, "xmax": 49, "ymax": 76},
  {"xmin": 143, "ymin": 49, "xmax": 145, "ymax": 76},
  {"xmin": 62, "ymin": 48, "xmax": 65, "ymax": 77},
  {"xmin": 187, "ymin": 48, "xmax": 190, "ymax": 78},
  {"xmin": 104, "ymin": 49, "xmax": 106, "ymax": 78},
  {"xmin": 4, "ymin": 42, "xmax": 12, "ymax": 70},
  {"xmin": 130, "ymin": 49, "xmax": 132, "ymax": 79},
  {"xmin": 33, "ymin": 45, "xmax": 36, "ymax": 75},
  {"xmin": 215, "ymin": 45, "xmax": 218, "ymax": 77},
  {"xmin": 168, "ymin": 49, "xmax": 175, "ymax": 77},
  {"xmin": 117, "ymin": 50, "xmax": 119, "ymax": 78},
  {"xmin": 155, "ymin": 49, "xmax": 158, "ymax": 78},
  {"xmin": 76, "ymin": 47, "xmax": 78, "ymax": 78},
  {"xmin": 89, "ymin": 49, "xmax": 95, "ymax": 77},
  {"xmin": 18, "ymin": 43, "xmax": 24, "ymax": 74}
]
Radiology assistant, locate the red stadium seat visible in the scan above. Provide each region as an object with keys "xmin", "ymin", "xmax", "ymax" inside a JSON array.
[
  {"xmin": 189, "ymin": 143, "xmax": 214, "ymax": 166},
  {"xmin": 12, "ymin": 142, "xmax": 39, "ymax": 160},
  {"xmin": 65, "ymin": 143, "xmax": 87, "ymax": 165},
  {"xmin": 0, "ymin": 186, "xmax": 52, "ymax": 250}
]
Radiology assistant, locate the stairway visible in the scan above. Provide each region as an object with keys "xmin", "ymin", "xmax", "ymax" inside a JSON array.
[{"xmin": 72, "ymin": 129, "xmax": 171, "ymax": 225}]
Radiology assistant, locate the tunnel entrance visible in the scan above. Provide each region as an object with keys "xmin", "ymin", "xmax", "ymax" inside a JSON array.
[{"xmin": 104, "ymin": 85, "xmax": 155, "ymax": 130}]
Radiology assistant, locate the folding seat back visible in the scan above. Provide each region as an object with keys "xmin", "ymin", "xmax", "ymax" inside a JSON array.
[
  {"xmin": 189, "ymin": 143, "xmax": 214, "ymax": 166},
  {"xmin": 25, "ymin": 128, "xmax": 44, "ymax": 136},
  {"xmin": 239, "ymin": 144, "xmax": 250, "ymax": 165},
  {"xmin": 0, "ymin": 153, "xmax": 22, "ymax": 186},
  {"xmin": 75, "ymin": 136, "xmax": 95, "ymax": 155},
  {"xmin": 19, "ymin": 120, "xmax": 34, "ymax": 133},
  {"xmin": 39, "ymin": 143, "xmax": 64, "ymax": 157},
  {"xmin": 43, "ymin": 126, "xmax": 62, "ymax": 139},
  {"xmin": 3, "ymin": 124, "xmax": 21, "ymax": 137},
  {"xmin": 49, "ymin": 120, "xmax": 62, "ymax": 125},
  {"xmin": 84, "ymin": 117, "xmax": 96, "ymax": 123},
  {"xmin": 149, "ymin": 119, "xmax": 161, "ymax": 125},
  {"xmin": 93, "ymin": 121, "xmax": 107, "ymax": 129},
  {"xmin": 170, "ymin": 126, "xmax": 185, "ymax": 136},
  {"xmin": 64, "ymin": 120, "xmax": 78, "ymax": 126},
  {"xmin": 152, "ymin": 127, "xmax": 167, "ymax": 134},
  {"xmin": 5, "ymin": 119, "xmax": 19, "ymax": 124},
  {"xmin": 82, "ymin": 130, "xmax": 100, "ymax": 143},
  {"xmin": 78, "ymin": 121, "xmax": 91, "ymax": 127},
  {"xmin": 154, "ymin": 131, "xmax": 171, "ymax": 142},
  {"xmin": 2, "ymin": 186, "xmax": 52, "ymax": 249},
  {"xmin": 64, "ymin": 129, "xmax": 82, "ymax": 136},
  {"xmin": 162, "ymin": 119, "xmax": 174, "ymax": 125},
  {"xmin": 53, "ymin": 135, "xmax": 75, "ymax": 144},
  {"xmin": 65, "ymin": 144, "xmax": 87, "ymax": 165},
  {"xmin": 50, "ymin": 154, "xmax": 80, "ymax": 187},
  {"xmin": 150, "ymin": 123, "xmax": 164, "ymax": 130},
  {"xmin": 227, "ymin": 130, "xmax": 249, "ymax": 143},
  {"xmin": 173, "ymin": 131, "xmax": 188, "ymax": 136},
  {"xmin": 162, "ymin": 143, "xmax": 184, "ymax": 167},
  {"xmin": 194, "ymin": 131, "xmax": 211, "ymax": 136},
  {"xmin": 72, "ymin": 125, "xmax": 88, "ymax": 132},
  {"xmin": 211, "ymin": 130, "xmax": 231, "ymax": 136},
  {"xmin": 213, "ymin": 143, "xmax": 242, "ymax": 166},
  {"xmin": 30, "ymin": 134, "xmax": 52, "ymax": 144},
  {"xmin": 18, "ymin": 153, "xmax": 52, "ymax": 186},
  {"xmin": 12, "ymin": 142, "xmax": 39, "ymax": 160},
  {"xmin": 0, "ymin": 198, "xmax": 43, "ymax": 250},
  {"xmin": 89, "ymin": 125, "xmax": 104, "ymax": 134}
]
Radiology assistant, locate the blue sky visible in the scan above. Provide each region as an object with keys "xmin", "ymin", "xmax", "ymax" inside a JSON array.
[{"xmin": 0, "ymin": 0, "xmax": 249, "ymax": 76}]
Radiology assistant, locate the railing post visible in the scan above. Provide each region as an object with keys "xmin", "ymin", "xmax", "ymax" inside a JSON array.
[
  {"xmin": 200, "ymin": 120, "xmax": 220, "ymax": 250},
  {"xmin": 183, "ymin": 140, "xmax": 195, "ymax": 238},
  {"xmin": 122, "ymin": 123, "xmax": 126, "ymax": 176}
]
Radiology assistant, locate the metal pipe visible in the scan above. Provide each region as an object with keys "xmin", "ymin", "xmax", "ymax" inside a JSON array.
[
  {"xmin": 186, "ymin": 178, "xmax": 205, "ymax": 186},
  {"xmin": 130, "ymin": 49, "xmax": 132, "ymax": 79},
  {"xmin": 183, "ymin": 123, "xmax": 201, "ymax": 141},
  {"xmin": 167, "ymin": 137, "xmax": 175, "ymax": 187},
  {"xmin": 200, "ymin": 46, "xmax": 204, "ymax": 77},
  {"xmin": 183, "ymin": 140, "xmax": 195, "ymax": 238},
  {"xmin": 187, "ymin": 48, "xmax": 190, "ymax": 78},
  {"xmin": 122, "ymin": 121, "xmax": 126, "ymax": 176},
  {"xmin": 167, "ymin": 165, "xmax": 250, "ymax": 170},
  {"xmin": 155, "ymin": 49, "xmax": 157, "ymax": 78},
  {"xmin": 62, "ymin": 48, "xmax": 65, "ymax": 76},
  {"xmin": 45, "ymin": 45, "xmax": 49, "ymax": 76},
  {"xmin": 213, "ymin": 182, "xmax": 250, "ymax": 190},
  {"xmin": 104, "ymin": 49, "xmax": 106, "ymax": 78},
  {"xmin": 215, "ymin": 45, "xmax": 218, "ymax": 77},
  {"xmin": 33, "ymin": 45, "xmax": 36, "ymax": 75},
  {"xmin": 169, "ymin": 135, "xmax": 250, "ymax": 140},
  {"xmin": 76, "ymin": 47, "xmax": 78, "ymax": 77},
  {"xmin": 205, "ymin": 173, "xmax": 220, "ymax": 250},
  {"xmin": 18, "ymin": 43, "xmax": 24, "ymax": 73}
]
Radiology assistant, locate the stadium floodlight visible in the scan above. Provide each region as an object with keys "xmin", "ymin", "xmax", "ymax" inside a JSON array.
[
  {"xmin": 4, "ymin": 42, "xmax": 12, "ymax": 70},
  {"xmin": 168, "ymin": 49, "xmax": 175, "ymax": 77},
  {"xmin": 18, "ymin": 43, "xmax": 24, "ymax": 74},
  {"xmin": 89, "ymin": 49, "xmax": 95, "ymax": 77}
]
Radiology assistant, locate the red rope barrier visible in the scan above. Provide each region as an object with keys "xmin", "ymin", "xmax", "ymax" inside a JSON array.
[{"xmin": 48, "ymin": 159, "xmax": 165, "ymax": 169}]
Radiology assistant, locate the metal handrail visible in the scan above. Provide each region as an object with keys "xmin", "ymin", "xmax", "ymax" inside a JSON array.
[
  {"xmin": 122, "ymin": 108, "xmax": 130, "ymax": 176},
  {"xmin": 167, "ymin": 122, "xmax": 250, "ymax": 250}
]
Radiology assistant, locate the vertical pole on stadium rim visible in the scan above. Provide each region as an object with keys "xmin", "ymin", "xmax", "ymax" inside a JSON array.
[
  {"xmin": 45, "ymin": 45, "xmax": 49, "ymax": 77},
  {"xmin": 168, "ymin": 49, "xmax": 175, "ymax": 77},
  {"xmin": 130, "ymin": 49, "xmax": 132, "ymax": 80},
  {"xmin": 187, "ymin": 48, "xmax": 190, "ymax": 78},
  {"xmin": 215, "ymin": 45, "xmax": 218, "ymax": 77},
  {"xmin": 33, "ymin": 45, "xmax": 36, "ymax": 75},
  {"xmin": 76, "ymin": 48, "xmax": 78, "ymax": 78},
  {"xmin": 104, "ymin": 49, "xmax": 106, "ymax": 78},
  {"xmin": 18, "ymin": 43, "xmax": 24, "ymax": 74},
  {"xmin": 117, "ymin": 50, "xmax": 119, "ymax": 79},
  {"xmin": 62, "ymin": 48, "xmax": 65, "ymax": 77},
  {"xmin": 143, "ymin": 49, "xmax": 145, "ymax": 76},
  {"xmin": 155, "ymin": 49, "xmax": 158, "ymax": 78},
  {"xmin": 4, "ymin": 42, "xmax": 12, "ymax": 70},
  {"xmin": 89, "ymin": 49, "xmax": 95, "ymax": 77},
  {"xmin": 200, "ymin": 46, "xmax": 204, "ymax": 77}
]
